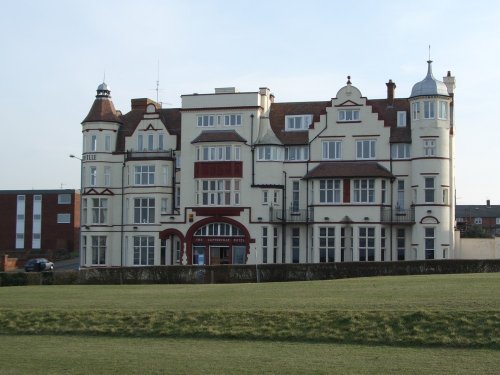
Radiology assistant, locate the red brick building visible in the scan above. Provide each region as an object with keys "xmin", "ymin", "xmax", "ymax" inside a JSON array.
[
  {"xmin": 0, "ymin": 190, "xmax": 80, "ymax": 260},
  {"xmin": 456, "ymin": 200, "xmax": 500, "ymax": 237}
]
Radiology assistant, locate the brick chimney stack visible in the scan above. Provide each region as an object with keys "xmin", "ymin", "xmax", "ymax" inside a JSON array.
[{"xmin": 386, "ymin": 79, "xmax": 396, "ymax": 106}]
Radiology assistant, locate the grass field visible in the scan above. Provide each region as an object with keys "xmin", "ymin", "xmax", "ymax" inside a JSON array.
[{"xmin": 0, "ymin": 273, "xmax": 499, "ymax": 374}]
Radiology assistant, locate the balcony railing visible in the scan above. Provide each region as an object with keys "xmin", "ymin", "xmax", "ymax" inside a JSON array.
[
  {"xmin": 380, "ymin": 207, "xmax": 415, "ymax": 224},
  {"xmin": 125, "ymin": 149, "xmax": 174, "ymax": 160},
  {"xmin": 269, "ymin": 207, "xmax": 314, "ymax": 223}
]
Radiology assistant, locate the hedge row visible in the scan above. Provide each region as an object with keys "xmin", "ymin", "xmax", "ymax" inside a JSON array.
[{"xmin": 1, "ymin": 259, "xmax": 499, "ymax": 287}]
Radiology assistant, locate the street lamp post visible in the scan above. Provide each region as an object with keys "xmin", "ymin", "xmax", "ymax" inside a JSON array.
[{"xmin": 69, "ymin": 154, "xmax": 83, "ymax": 269}]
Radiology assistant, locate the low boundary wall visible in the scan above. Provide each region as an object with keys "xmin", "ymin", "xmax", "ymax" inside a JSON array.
[{"xmin": 1, "ymin": 259, "xmax": 499, "ymax": 287}]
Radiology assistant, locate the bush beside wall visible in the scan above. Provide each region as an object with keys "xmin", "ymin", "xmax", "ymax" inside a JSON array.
[{"xmin": 1, "ymin": 259, "xmax": 499, "ymax": 287}]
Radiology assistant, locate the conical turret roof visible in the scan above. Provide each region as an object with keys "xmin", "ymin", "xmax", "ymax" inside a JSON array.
[
  {"xmin": 82, "ymin": 82, "xmax": 122, "ymax": 124},
  {"xmin": 410, "ymin": 61, "xmax": 449, "ymax": 98}
]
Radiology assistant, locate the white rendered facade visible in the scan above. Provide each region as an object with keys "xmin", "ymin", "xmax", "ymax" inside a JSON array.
[{"xmin": 79, "ymin": 62, "xmax": 456, "ymax": 267}]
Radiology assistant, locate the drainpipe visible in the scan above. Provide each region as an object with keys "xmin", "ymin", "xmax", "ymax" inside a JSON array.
[
  {"xmin": 120, "ymin": 158, "xmax": 125, "ymax": 284},
  {"xmin": 389, "ymin": 155, "xmax": 394, "ymax": 261},
  {"xmin": 171, "ymin": 150, "xmax": 176, "ymax": 214},
  {"xmin": 250, "ymin": 114, "xmax": 255, "ymax": 186},
  {"xmin": 282, "ymin": 171, "xmax": 287, "ymax": 262}
]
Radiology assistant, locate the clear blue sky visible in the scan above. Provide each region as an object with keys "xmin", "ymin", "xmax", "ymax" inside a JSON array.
[{"xmin": 1, "ymin": 0, "xmax": 498, "ymax": 204}]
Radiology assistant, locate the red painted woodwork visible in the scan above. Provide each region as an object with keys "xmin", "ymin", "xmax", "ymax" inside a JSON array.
[
  {"xmin": 194, "ymin": 161, "xmax": 243, "ymax": 178},
  {"xmin": 343, "ymin": 179, "xmax": 350, "ymax": 203},
  {"xmin": 192, "ymin": 207, "xmax": 244, "ymax": 217}
]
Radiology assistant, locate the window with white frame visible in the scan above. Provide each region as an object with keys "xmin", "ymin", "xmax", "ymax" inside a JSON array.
[
  {"xmin": 438, "ymin": 101, "xmax": 448, "ymax": 120},
  {"xmin": 381, "ymin": 180, "xmax": 386, "ymax": 204},
  {"xmin": 158, "ymin": 134, "xmax": 165, "ymax": 151},
  {"xmin": 273, "ymin": 190, "xmax": 280, "ymax": 205},
  {"xmin": 58, "ymin": 194, "xmax": 71, "ymax": 204},
  {"xmin": 197, "ymin": 146, "xmax": 233, "ymax": 161},
  {"xmin": 57, "ymin": 213, "xmax": 71, "ymax": 224},
  {"xmin": 397, "ymin": 180, "xmax": 405, "ymax": 209},
  {"xmin": 496, "ymin": 218, "xmax": 500, "ymax": 225},
  {"xmin": 133, "ymin": 235, "xmax": 155, "ymax": 265},
  {"xmin": 89, "ymin": 166, "xmax": 97, "ymax": 186},
  {"xmin": 32, "ymin": 195, "xmax": 42, "ymax": 249},
  {"xmin": 292, "ymin": 228, "xmax": 300, "ymax": 263},
  {"xmin": 134, "ymin": 165, "xmax": 155, "ymax": 185},
  {"xmin": 262, "ymin": 190, "xmax": 269, "ymax": 205},
  {"xmin": 423, "ymin": 139, "xmax": 436, "ymax": 157},
  {"xmin": 161, "ymin": 198, "xmax": 168, "ymax": 214},
  {"xmin": 322, "ymin": 141, "xmax": 342, "ymax": 160},
  {"xmin": 291, "ymin": 181, "xmax": 300, "ymax": 212},
  {"xmin": 285, "ymin": 146, "xmax": 309, "ymax": 161},
  {"xmin": 397, "ymin": 228, "xmax": 405, "ymax": 260},
  {"xmin": 273, "ymin": 227, "xmax": 279, "ymax": 264},
  {"xmin": 397, "ymin": 111, "xmax": 407, "ymax": 127},
  {"xmin": 353, "ymin": 179, "xmax": 375, "ymax": 203},
  {"xmin": 359, "ymin": 227, "xmax": 375, "ymax": 261},
  {"xmin": 91, "ymin": 235, "xmax": 106, "ymax": 265},
  {"xmin": 197, "ymin": 179, "xmax": 240, "ymax": 206},
  {"xmin": 425, "ymin": 227, "xmax": 435, "ymax": 259},
  {"xmin": 104, "ymin": 166, "xmax": 111, "ymax": 187},
  {"xmin": 82, "ymin": 198, "xmax": 87, "ymax": 225},
  {"xmin": 262, "ymin": 226, "xmax": 268, "ymax": 264},
  {"xmin": 91, "ymin": 198, "xmax": 108, "ymax": 224},
  {"xmin": 224, "ymin": 114, "xmax": 242, "ymax": 126},
  {"xmin": 424, "ymin": 177, "xmax": 435, "ymax": 203},
  {"xmin": 319, "ymin": 179, "xmax": 341, "ymax": 203},
  {"xmin": 91, "ymin": 135, "xmax": 97, "ymax": 152},
  {"xmin": 105, "ymin": 135, "xmax": 111, "ymax": 152},
  {"xmin": 134, "ymin": 198, "xmax": 155, "ymax": 224},
  {"xmin": 356, "ymin": 140, "xmax": 375, "ymax": 159},
  {"xmin": 195, "ymin": 223, "xmax": 243, "ymax": 236},
  {"xmin": 391, "ymin": 144, "xmax": 410, "ymax": 159},
  {"xmin": 474, "ymin": 217, "xmax": 483, "ymax": 225},
  {"xmin": 411, "ymin": 102, "xmax": 420, "ymax": 120},
  {"xmin": 146, "ymin": 133, "xmax": 154, "ymax": 151},
  {"xmin": 234, "ymin": 146, "xmax": 241, "ymax": 160},
  {"xmin": 423, "ymin": 100, "xmax": 435, "ymax": 119},
  {"xmin": 319, "ymin": 227, "xmax": 335, "ymax": 263},
  {"xmin": 257, "ymin": 146, "xmax": 283, "ymax": 161},
  {"xmin": 285, "ymin": 115, "xmax": 312, "ymax": 131},
  {"xmin": 175, "ymin": 186, "xmax": 180, "ymax": 208},
  {"xmin": 137, "ymin": 134, "xmax": 143, "ymax": 151},
  {"xmin": 442, "ymin": 188, "xmax": 449, "ymax": 205},
  {"xmin": 197, "ymin": 115, "xmax": 215, "ymax": 127},
  {"xmin": 16, "ymin": 195, "xmax": 25, "ymax": 249},
  {"xmin": 159, "ymin": 166, "xmax": 167, "ymax": 185},
  {"xmin": 338, "ymin": 109, "xmax": 360, "ymax": 122}
]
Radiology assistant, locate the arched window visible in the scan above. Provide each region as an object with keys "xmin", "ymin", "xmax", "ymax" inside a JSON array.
[{"xmin": 194, "ymin": 223, "xmax": 243, "ymax": 237}]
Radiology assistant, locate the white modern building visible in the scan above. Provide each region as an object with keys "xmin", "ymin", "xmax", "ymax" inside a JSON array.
[{"xmin": 79, "ymin": 61, "xmax": 456, "ymax": 267}]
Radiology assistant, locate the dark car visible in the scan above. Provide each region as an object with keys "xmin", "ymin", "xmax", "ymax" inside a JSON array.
[{"xmin": 24, "ymin": 258, "xmax": 54, "ymax": 272}]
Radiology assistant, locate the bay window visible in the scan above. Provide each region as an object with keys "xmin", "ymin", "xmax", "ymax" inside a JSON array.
[{"xmin": 353, "ymin": 179, "xmax": 375, "ymax": 203}]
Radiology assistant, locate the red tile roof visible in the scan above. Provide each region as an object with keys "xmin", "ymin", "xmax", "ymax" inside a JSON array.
[
  {"xmin": 191, "ymin": 130, "xmax": 247, "ymax": 144},
  {"xmin": 269, "ymin": 101, "xmax": 330, "ymax": 145},
  {"xmin": 304, "ymin": 162, "xmax": 394, "ymax": 179},
  {"xmin": 82, "ymin": 98, "xmax": 122, "ymax": 124}
]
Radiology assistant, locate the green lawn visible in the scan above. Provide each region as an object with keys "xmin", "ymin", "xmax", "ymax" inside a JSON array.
[
  {"xmin": 1, "ymin": 335, "xmax": 499, "ymax": 375},
  {"xmin": 0, "ymin": 273, "xmax": 499, "ymax": 374},
  {"xmin": 1, "ymin": 273, "xmax": 498, "ymax": 311}
]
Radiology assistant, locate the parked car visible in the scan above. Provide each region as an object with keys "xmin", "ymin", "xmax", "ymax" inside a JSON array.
[{"xmin": 24, "ymin": 258, "xmax": 54, "ymax": 272}]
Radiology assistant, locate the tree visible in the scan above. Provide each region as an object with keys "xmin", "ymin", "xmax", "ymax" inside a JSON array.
[{"xmin": 462, "ymin": 224, "xmax": 491, "ymax": 238}]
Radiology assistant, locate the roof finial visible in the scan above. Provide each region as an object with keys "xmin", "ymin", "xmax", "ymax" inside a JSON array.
[
  {"xmin": 347, "ymin": 75, "xmax": 351, "ymax": 84},
  {"xmin": 103, "ymin": 70, "xmax": 106, "ymax": 84},
  {"xmin": 428, "ymin": 44, "xmax": 431, "ymax": 62}
]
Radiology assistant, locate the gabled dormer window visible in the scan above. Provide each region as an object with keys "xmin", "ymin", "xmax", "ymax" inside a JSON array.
[
  {"xmin": 285, "ymin": 115, "xmax": 312, "ymax": 131},
  {"xmin": 397, "ymin": 111, "xmax": 407, "ymax": 127},
  {"xmin": 338, "ymin": 109, "xmax": 360, "ymax": 122}
]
